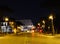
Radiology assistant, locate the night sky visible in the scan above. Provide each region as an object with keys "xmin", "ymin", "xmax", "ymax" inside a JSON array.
[
  {"xmin": 0, "ymin": 0, "xmax": 50, "ymax": 18},
  {"xmin": 0, "ymin": 0, "xmax": 60, "ymax": 26}
]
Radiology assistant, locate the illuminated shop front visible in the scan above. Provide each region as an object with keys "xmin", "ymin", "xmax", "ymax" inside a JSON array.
[{"xmin": 0, "ymin": 22, "xmax": 12, "ymax": 33}]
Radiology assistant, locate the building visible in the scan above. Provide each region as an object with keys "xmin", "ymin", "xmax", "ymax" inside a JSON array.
[{"xmin": 16, "ymin": 19, "xmax": 34, "ymax": 31}]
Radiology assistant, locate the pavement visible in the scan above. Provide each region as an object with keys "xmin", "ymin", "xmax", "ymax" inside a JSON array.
[
  {"xmin": 0, "ymin": 32, "xmax": 60, "ymax": 44},
  {"xmin": 0, "ymin": 32, "xmax": 60, "ymax": 37}
]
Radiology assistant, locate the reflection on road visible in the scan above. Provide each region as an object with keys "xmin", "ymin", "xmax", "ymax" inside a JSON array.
[{"xmin": 0, "ymin": 33, "xmax": 60, "ymax": 44}]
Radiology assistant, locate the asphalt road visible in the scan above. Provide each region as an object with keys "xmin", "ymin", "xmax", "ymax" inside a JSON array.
[{"xmin": 0, "ymin": 33, "xmax": 60, "ymax": 44}]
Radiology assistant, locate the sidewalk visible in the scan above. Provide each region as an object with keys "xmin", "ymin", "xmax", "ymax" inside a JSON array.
[{"xmin": 37, "ymin": 33, "xmax": 60, "ymax": 38}]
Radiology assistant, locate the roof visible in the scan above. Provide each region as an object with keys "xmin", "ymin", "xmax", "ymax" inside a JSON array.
[{"xmin": 16, "ymin": 19, "xmax": 33, "ymax": 26}]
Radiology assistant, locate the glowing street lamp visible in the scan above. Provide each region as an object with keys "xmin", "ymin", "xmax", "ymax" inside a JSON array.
[
  {"xmin": 42, "ymin": 20, "xmax": 45, "ymax": 24},
  {"xmin": 49, "ymin": 14, "xmax": 55, "ymax": 35},
  {"xmin": 48, "ymin": 26, "xmax": 50, "ymax": 29},
  {"xmin": 5, "ymin": 17, "xmax": 9, "ymax": 21},
  {"xmin": 42, "ymin": 20, "xmax": 45, "ymax": 33},
  {"xmin": 37, "ymin": 23, "xmax": 40, "ymax": 26},
  {"xmin": 49, "ymin": 15, "xmax": 53, "ymax": 20},
  {"xmin": 9, "ymin": 22, "xmax": 14, "ymax": 25}
]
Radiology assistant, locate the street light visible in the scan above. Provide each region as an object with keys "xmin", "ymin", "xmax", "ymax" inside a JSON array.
[
  {"xmin": 49, "ymin": 15, "xmax": 55, "ymax": 35},
  {"xmin": 42, "ymin": 20, "xmax": 45, "ymax": 33},
  {"xmin": 5, "ymin": 17, "xmax": 9, "ymax": 22},
  {"xmin": 37, "ymin": 23, "xmax": 40, "ymax": 26},
  {"xmin": 42, "ymin": 20, "xmax": 45, "ymax": 24},
  {"xmin": 9, "ymin": 22, "xmax": 14, "ymax": 25},
  {"xmin": 49, "ymin": 15, "xmax": 53, "ymax": 20}
]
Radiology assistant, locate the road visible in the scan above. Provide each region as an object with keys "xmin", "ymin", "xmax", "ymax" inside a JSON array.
[{"xmin": 0, "ymin": 33, "xmax": 60, "ymax": 44}]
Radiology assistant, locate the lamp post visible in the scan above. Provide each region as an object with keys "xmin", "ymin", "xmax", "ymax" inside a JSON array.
[
  {"xmin": 49, "ymin": 15, "xmax": 55, "ymax": 35},
  {"xmin": 42, "ymin": 20, "xmax": 45, "ymax": 33},
  {"xmin": 42, "ymin": 20, "xmax": 45, "ymax": 28}
]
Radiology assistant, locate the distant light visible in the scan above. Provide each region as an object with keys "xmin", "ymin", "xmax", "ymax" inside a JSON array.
[
  {"xmin": 20, "ymin": 26, "xmax": 24, "ymax": 31},
  {"xmin": 31, "ymin": 30, "xmax": 34, "ymax": 33},
  {"xmin": 31, "ymin": 26, "xmax": 35, "ymax": 29},
  {"xmin": 39, "ymin": 30, "xmax": 43, "ymax": 33},
  {"xmin": 13, "ymin": 28, "xmax": 17, "ymax": 34},
  {"xmin": 49, "ymin": 15, "xmax": 53, "ymax": 20},
  {"xmin": 27, "ymin": 30, "xmax": 30, "ymax": 32},
  {"xmin": 48, "ymin": 26, "xmax": 50, "ymax": 29},
  {"xmin": 5, "ymin": 17, "xmax": 9, "ymax": 21},
  {"xmin": 9, "ymin": 22, "xmax": 14, "ymax": 25},
  {"xmin": 20, "ymin": 26, "xmax": 24, "ymax": 28},
  {"xmin": 37, "ymin": 23, "xmax": 40, "ymax": 26},
  {"xmin": 42, "ymin": 20, "xmax": 45, "ymax": 24},
  {"xmin": 42, "ymin": 25, "xmax": 45, "ymax": 28},
  {"xmin": 27, "ymin": 25, "xmax": 33, "ymax": 27},
  {"xmin": 17, "ymin": 26, "xmax": 21, "ymax": 29}
]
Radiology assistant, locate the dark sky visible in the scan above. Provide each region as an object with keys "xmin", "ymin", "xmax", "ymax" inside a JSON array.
[
  {"xmin": 0, "ymin": 0, "xmax": 50, "ymax": 19},
  {"xmin": 0, "ymin": 0, "xmax": 60, "ymax": 26}
]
